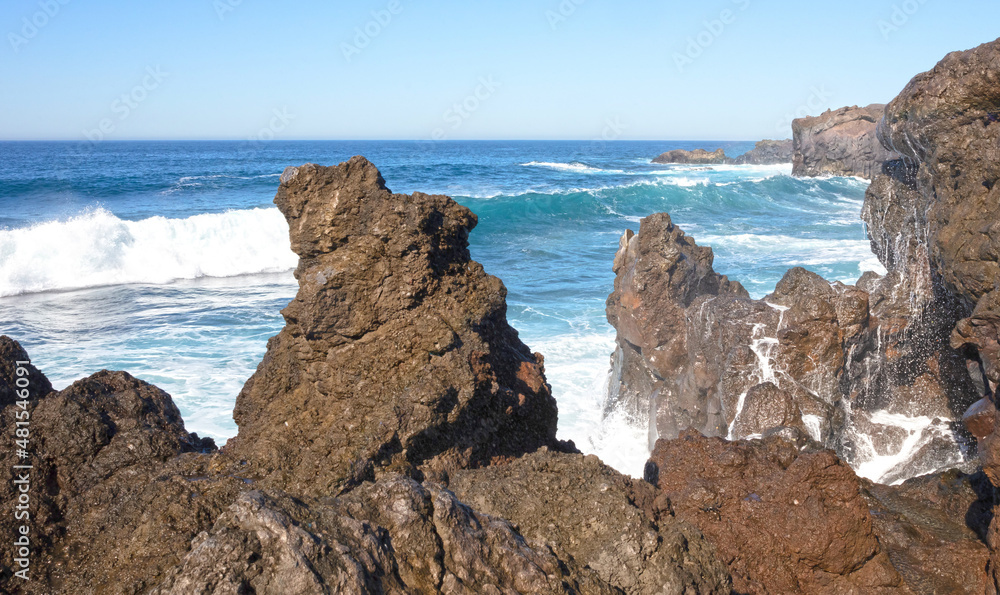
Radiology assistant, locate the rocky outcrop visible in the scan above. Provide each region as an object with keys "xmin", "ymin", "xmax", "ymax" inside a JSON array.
[
  {"xmin": 226, "ymin": 157, "xmax": 560, "ymax": 496},
  {"xmin": 604, "ymin": 211, "xmax": 977, "ymax": 483},
  {"xmin": 733, "ymin": 138, "xmax": 793, "ymax": 165},
  {"xmin": 449, "ymin": 449, "xmax": 731, "ymax": 594},
  {"xmin": 792, "ymin": 104, "xmax": 897, "ymax": 179},
  {"xmin": 645, "ymin": 432, "xmax": 906, "ymax": 594},
  {"xmin": 652, "ymin": 148, "xmax": 730, "ymax": 164},
  {"xmin": 645, "ymin": 432, "xmax": 992, "ymax": 594},
  {"xmin": 0, "ymin": 158, "xmax": 735, "ymax": 593},
  {"xmin": 857, "ymin": 37, "xmax": 1000, "ymax": 587}
]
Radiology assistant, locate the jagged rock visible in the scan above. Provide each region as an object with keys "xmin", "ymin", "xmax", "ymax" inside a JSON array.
[
  {"xmin": 226, "ymin": 157, "xmax": 560, "ymax": 496},
  {"xmin": 645, "ymin": 432, "xmax": 907, "ymax": 594},
  {"xmin": 604, "ymin": 210, "xmax": 977, "ymax": 480},
  {"xmin": 652, "ymin": 148, "xmax": 730, "ymax": 164},
  {"xmin": 449, "ymin": 449, "xmax": 732, "ymax": 594},
  {"xmin": 792, "ymin": 104, "xmax": 897, "ymax": 179},
  {"xmin": 733, "ymin": 139, "xmax": 793, "ymax": 165}
]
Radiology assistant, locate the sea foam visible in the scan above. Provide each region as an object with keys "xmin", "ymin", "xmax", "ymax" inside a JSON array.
[{"xmin": 0, "ymin": 207, "xmax": 296, "ymax": 297}]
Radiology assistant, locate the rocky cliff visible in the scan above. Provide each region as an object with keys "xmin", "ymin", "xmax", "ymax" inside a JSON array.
[{"xmin": 792, "ymin": 104, "xmax": 897, "ymax": 179}]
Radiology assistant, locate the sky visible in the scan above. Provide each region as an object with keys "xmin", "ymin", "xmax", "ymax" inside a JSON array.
[{"xmin": 0, "ymin": 0, "xmax": 996, "ymax": 141}]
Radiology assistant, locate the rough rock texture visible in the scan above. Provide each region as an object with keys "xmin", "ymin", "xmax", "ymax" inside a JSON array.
[
  {"xmin": 645, "ymin": 432, "xmax": 993, "ymax": 594},
  {"xmin": 152, "ymin": 479, "xmax": 617, "ymax": 595},
  {"xmin": 226, "ymin": 157, "xmax": 560, "ymax": 496},
  {"xmin": 861, "ymin": 37, "xmax": 1000, "ymax": 590},
  {"xmin": 450, "ymin": 449, "xmax": 731, "ymax": 594},
  {"xmin": 0, "ymin": 158, "xmax": 735, "ymax": 593},
  {"xmin": 733, "ymin": 138, "xmax": 793, "ymax": 165},
  {"xmin": 652, "ymin": 148, "xmax": 730, "ymax": 164},
  {"xmin": 646, "ymin": 432, "xmax": 906, "ymax": 594},
  {"xmin": 792, "ymin": 104, "xmax": 897, "ymax": 179},
  {"xmin": 604, "ymin": 211, "xmax": 977, "ymax": 482},
  {"xmin": 863, "ymin": 469, "xmax": 993, "ymax": 594}
]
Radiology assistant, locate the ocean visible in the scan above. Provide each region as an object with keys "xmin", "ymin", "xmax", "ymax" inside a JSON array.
[{"xmin": 0, "ymin": 140, "xmax": 883, "ymax": 477}]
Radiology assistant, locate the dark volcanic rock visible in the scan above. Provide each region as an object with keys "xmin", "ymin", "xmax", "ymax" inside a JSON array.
[
  {"xmin": 152, "ymin": 479, "xmax": 616, "ymax": 595},
  {"xmin": 792, "ymin": 104, "xmax": 897, "ymax": 179},
  {"xmin": 226, "ymin": 157, "xmax": 560, "ymax": 496},
  {"xmin": 604, "ymin": 210, "xmax": 977, "ymax": 481},
  {"xmin": 732, "ymin": 138, "xmax": 793, "ymax": 165},
  {"xmin": 450, "ymin": 449, "xmax": 732, "ymax": 594},
  {"xmin": 645, "ymin": 432, "xmax": 906, "ymax": 594},
  {"xmin": 652, "ymin": 148, "xmax": 730, "ymax": 164},
  {"xmin": 863, "ymin": 470, "xmax": 993, "ymax": 594}
]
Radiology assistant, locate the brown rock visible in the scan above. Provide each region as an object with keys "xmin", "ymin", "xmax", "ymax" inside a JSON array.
[
  {"xmin": 645, "ymin": 432, "xmax": 906, "ymax": 594},
  {"xmin": 792, "ymin": 104, "xmax": 897, "ymax": 179},
  {"xmin": 652, "ymin": 147, "xmax": 731, "ymax": 164},
  {"xmin": 226, "ymin": 157, "xmax": 560, "ymax": 496},
  {"xmin": 733, "ymin": 139, "xmax": 793, "ymax": 165},
  {"xmin": 964, "ymin": 397, "xmax": 996, "ymax": 441}
]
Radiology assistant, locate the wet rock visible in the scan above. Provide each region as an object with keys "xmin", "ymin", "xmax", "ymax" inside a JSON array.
[
  {"xmin": 863, "ymin": 470, "xmax": 993, "ymax": 594},
  {"xmin": 604, "ymin": 212, "xmax": 976, "ymax": 480},
  {"xmin": 733, "ymin": 139, "xmax": 793, "ymax": 165},
  {"xmin": 227, "ymin": 157, "xmax": 560, "ymax": 496},
  {"xmin": 964, "ymin": 397, "xmax": 996, "ymax": 441},
  {"xmin": 652, "ymin": 148, "xmax": 730, "ymax": 164},
  {"xmin": 449, "ymin": 449, "xmax": 732, "ymax": 594},
  {"xmin": 645, "ymin": 432, "xmax": 906, "ymax": 594},
  {"xmin": 792, "ymin": 104, "xmax": 896, "ymax": 179}
]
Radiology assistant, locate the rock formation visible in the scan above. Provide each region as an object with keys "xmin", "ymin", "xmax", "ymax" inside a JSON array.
[
  {"xmin": 604, "ymin": 211, "xmax": 977, "ymax": 483},
  {"xmin": 792, "ymin": 104, "xmax": 897, "ymax": 179},
  {"xmin": 0, "ymin": 158, "xmax": 735, "ymax": 594},
  {"xmin": 226, "ymin": 158, "xmax": 561, "ymax": 496},
  {"xmin": 860, "ymin": 36, "xmax": 1000, "ymax": 587},
  {"xmin": 644, "ymin": 431, "xmax": 992, "ymax": 594},
  {"xmin": 651, "ymin": 140, "xmax": 793, "ymax": 166},
  {"xmin": 652, "ymin": 147, "xmax": 730, "ymax": 164},
  {"xmin": 733, "ymin": 138, "xmax": 793, "ymax": 165}
]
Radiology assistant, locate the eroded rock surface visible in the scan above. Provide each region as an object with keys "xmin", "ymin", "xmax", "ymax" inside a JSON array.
[
  {"xmin": 651, "ymin": 148, "xmax": 730, "ymax": 164},
  {"xmin": 604, "ymin": 211, "xmax": 977, "ymax": 482},
  {"xmin": 733, "ymin": 138, "xmax": 793, "ymax": 165},
  {"xmin": 792, "ymin": 104, "xmax": 896, "ymax": 179},
  {"xmin": 226, "ymin": 157, "xmax": 561, "ymax": 496}
]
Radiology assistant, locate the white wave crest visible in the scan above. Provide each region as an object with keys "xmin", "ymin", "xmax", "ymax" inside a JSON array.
[
  {"xmin": 0, "ymin": 207, "xmax": 297, "ymax": 297},
  {"xmin": 520, "ymin": 161, "xmax": 624, "ymax": 174}
]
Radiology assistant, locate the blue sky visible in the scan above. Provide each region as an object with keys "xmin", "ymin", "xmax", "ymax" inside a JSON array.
[{"xmin": 1, "ymin": 0, "xmax": 996, "ymax": 141}]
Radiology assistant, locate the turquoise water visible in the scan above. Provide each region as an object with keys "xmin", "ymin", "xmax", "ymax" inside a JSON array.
[{"xmin": 0, "ymin": 141, "xmax": 880, "ymax": 475}]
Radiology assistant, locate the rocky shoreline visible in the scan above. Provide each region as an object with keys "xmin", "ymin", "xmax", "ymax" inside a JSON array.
[{"xmin": 2, "ymin": 38, "xmax": 1000, "ymax": 594}]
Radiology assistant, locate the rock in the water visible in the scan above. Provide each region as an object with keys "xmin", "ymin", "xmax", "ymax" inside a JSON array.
[
  {"xmin": 604, "ymin": 209, "xmax": 977, "ymax": 481},
  {"xmin": 792, "ymin": 104, "xmax": 897, "ymax": 179},
  {"xmin": 645, "ymin": 432, "xmax": 906, "ymax": 594},
  {"xmin": 732, "ymin": 139, "xmax": 793, "ymax": 165},
  {"xmin": 652, "ymin": 147, "xmax": 730, "ymax": 164},
  {"xmin": 226, "ymin": 157, "xmax": 561, "ymax": 495}
]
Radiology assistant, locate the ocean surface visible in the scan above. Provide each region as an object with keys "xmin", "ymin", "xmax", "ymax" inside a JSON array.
[{"xmin": 0, "ymin": 140, "xmax": 884, "ymax": 477}]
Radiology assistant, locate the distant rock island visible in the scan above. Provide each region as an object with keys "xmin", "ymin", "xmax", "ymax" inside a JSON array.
[
  {"xmin": 652, "ymin": 139, "xmax": 793, "ymax": 165},
  {"xmin": 652, "ymin": 104, "xmax": 896, "ymax": 180}
]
